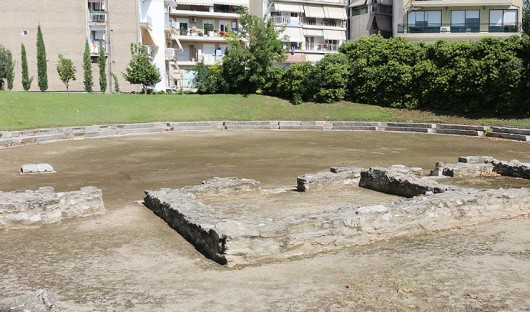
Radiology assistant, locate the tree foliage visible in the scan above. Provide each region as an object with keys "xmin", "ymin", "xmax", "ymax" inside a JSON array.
[
  {"xmin": 21, "ymin": 43, "xmax": 33, "ymax": 91},
  {"xmin": 0, "ymin": 45, "xmax": 12, "ymax": 90},
  {"xmin": 523, "ymin": 0, "xmax": 530, "ymax": 37},
  {"xmin": 194, "ymin": 60, "xmax": 228, "ymax": 94},
  {"xmin": 36, "ymin": 25, "xmax": 48, "ymax": 91},
  {"xmin": 123, "ymin": 43, "xmax": 161, "ymax": 94},
  {"xmin": 83, "ymin": 39, "xmax": 93, "ymax": 93},
  {"xmin": 56, "ymin": 54, "xmax": 77, "ymax": 92},
  {"xmin": 112, "ymin": 73, "xmax": 120, "ymax": 93},
  {"xmin": 222, "ymin": 8, "xmax": 286, "ymax": 93},
  {"xmin": 98, "ymin": 40, "xmax": 107, "ymax": 93},
  {"xmin": 6, "ymin": 50, "xmax": 15, "ymax": 90}
]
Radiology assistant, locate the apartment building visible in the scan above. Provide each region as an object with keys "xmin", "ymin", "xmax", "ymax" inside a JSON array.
[
  {"xmin": 0, "ymin": 0, "xmax": 138, "ymax": 92},
  {"xmin": 250, "ymin": 0, "xmax": 348, "ymax": 63},
  {"xmin": 348, "ymin": 0, "xmax": 393, "ymax": 39},
  {"xmin": 394, "ymin": 0, "xmax": 523, "ymax": 42},
  {"xmin": 139, "ymin": 0, "xmax": 248, "ymax": 90}
]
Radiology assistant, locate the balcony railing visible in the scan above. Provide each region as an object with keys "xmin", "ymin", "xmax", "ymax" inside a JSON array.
[
  {"xmin": 397, "ymin": 22, "xmax": 520, "ymax": 34},
  {"xmin": 89, "ymin": 12, "xmax": 107, "ymax": 23},
  {"xmin": 304, "ymin": 43, "xmax": 340, "ymax": 52}
]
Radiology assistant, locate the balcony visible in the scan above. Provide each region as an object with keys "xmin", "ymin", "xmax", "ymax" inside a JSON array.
[
  {"xmin": 89, "ymin": 12, "xmax": 107, "ymax": 23},
  {"xmin": 411, "ymin": 0, "xmax": 514, "ymax": 7},
  {"xmin": 176, "ymin": 28, "xmax": 232, "ymax": 42},
  {"xmin": 170, "ymin": 8, "xmax": 240, "ymax": 19},
  {"xmin": 140, "ymin": 15, "xmax": 153, "ymax": 31},
  {"xmin": 397, "ymin": 22, "xmax": 520, "ymax": 41},
  {"xmin": 303, "ymin": 42, "xmax": 340, "ymax": 52}
]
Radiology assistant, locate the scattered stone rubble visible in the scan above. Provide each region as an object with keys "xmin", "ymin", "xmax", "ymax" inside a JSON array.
[
  {"xmin": 0, "ymin": 186, "xmax": 105, "ymax": 230},
  {"xmin": 0, "ymin": 289, "xmax": 53, "ymax": 312},
  {"xmin": 144, "ymin": 157, "xmax": 530, "ymax": 266}
]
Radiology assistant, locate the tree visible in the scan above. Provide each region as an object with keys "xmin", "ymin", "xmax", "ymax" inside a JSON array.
[
  {"xmin": 0, "ymin": 45, "xmax": 10, "ymax": 90},
  {"xmin": 83, "ymin": 39, "xmax": 93, "ymax": 93},
  {"xmin": 98, "ymin": 39, "xmax": 107, "ymax": 93},
  {"xmin": 21, "ymin": 43, "xmax": 33, "ymax": 91},
  {"xmin": 523, "ymin": 0, "xmax": 530, "ymax": 36},
  {"xmin": 193, "ymin": 60, "xmax": 228, "ymax": 94},
  {"xmin": 222, "ymin": 8, "xmax": 286, "ymax": 93},
  {"xmin": 56, "ymin": 54, "xmax": 77, "ymax": 92},
  {"xmin": 112, "ymin": 73, "xmax": 120, "ymax": 93},
  {"xmin": 36, "ymin": 25, "xmax": 48, "ymax": 91},
  {"xmin": 6, "ymin": 50, "xmax": 15, "ymax": 90},
  {"xmin": 123, "ymin": 43, "xmax": 161, "ymax": 93}
]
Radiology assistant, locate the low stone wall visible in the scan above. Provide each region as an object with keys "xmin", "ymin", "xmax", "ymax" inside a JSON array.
[
  {"xmin": 0, "ymin": 186, "xmax": 105, "ymax": 229},
  {"xmin": 359, "ymin": 166, "xmax": 455, "ymax": 198},
  {"xmin": 144, "ymin": 176, "xmax": 530, "ymax": 266},
  {"xmin": 144, "ymin": 158, "xmax": 530, "ymax": 266},
  {"xmin": 1, "ymin": 121, "xmax": 529, "ymax": 149},
  {"xmin": 0, "ymin": 289, "xmax": 53, "ymax": 312},
  {"xmin": 431, "ymin": 156, "xmax": 530, "ymax": 179},
  {"xmin": 296, "ymin": 167, "xmax": 364, "ymax": 192}
]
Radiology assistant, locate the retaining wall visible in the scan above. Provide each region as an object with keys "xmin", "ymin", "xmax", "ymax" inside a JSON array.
[
  {"xmin": 0, "ymin": 186, "xmax": 105, "ymax": 229},
  {"xmin": 1, "ymin": 121, "xmax": 528, "ymax": 148}
]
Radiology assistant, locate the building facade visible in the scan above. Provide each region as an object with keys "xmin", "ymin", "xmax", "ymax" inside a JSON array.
[
  {"xmin": 250, "ymin": 0, "xmax": 348, "ymax": 63},
  {"xmin": 348, "ymin": 0, "xmax": 393, "ymax": 39},
  {"xmin": 394, "ymin": 0, "xmax": 523, "ymax": 42},
  {"xmin": 0, "ymin": 0, "xmax": 139, "ymax": 92}
]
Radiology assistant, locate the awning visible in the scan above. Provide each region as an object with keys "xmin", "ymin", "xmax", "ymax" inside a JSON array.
[
  {"xmin": 175, "ymin": 0, "xmax": 213, "ymax": 5},
  {"xmin": 375, "ymin": 15, "xmax": 392, "ymax": 32},
  {"xmin": 303, "ymin": 29, "xmax": 324, "ymax": 37},
  {"xmin": 304, "ymin": 5, "xmax": 326, "ymax": 18},
  {"xmin": 323, "ymin": 29, "xmax": 346, "ymax": 40},
  {"xmin": 324, "ymin": 6, "xmax": 348, "ymax": 20},
  {"xmin": 213, "ymin": 0, "xmax": 248, "ymax": 6},
  {"xmin": 284, "ymin": 53, "xmax": 307, "ymax": 64},
  {"xmin": 280, "ymin": 27, "xmax": 304, "ymax": 42},
  {"xmin": 274, "ymin": 3, "xmax": 303, "ymax": 13},
  {"xmin": 141, "ymin": 28, "xmax": 156, "ymax": 46},
  {"xmin": 349, "ymin": 0, "xmax": 367, "ymax": 7}
]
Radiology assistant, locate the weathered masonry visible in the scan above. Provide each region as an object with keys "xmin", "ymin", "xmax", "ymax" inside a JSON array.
[{"xmin": 144, "ymin": 156, "xmax": 530, "ymax": 266}]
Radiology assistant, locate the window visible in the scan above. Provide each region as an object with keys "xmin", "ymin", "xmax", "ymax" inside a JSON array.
[
  {"xmin": 489, "ymin": 10, "xmax": 518, "ymax": 32},
  {"xmin": 451, "ymin": 10, "xmax": 479, "ymax": 33},
  {"xmin": 21, "ymin": 30, "xmax": 28, "ymax": 36},
  {"xmin": 351, "ymin": 6, "xmax": 368, "ymax": 17},
  {"xmin": 407, "ymin": 11, "xmax": 441, "ymax": 33},
  {"xmin": 88, "ymin": 0, "xmax": 105, "ymax": 12}
]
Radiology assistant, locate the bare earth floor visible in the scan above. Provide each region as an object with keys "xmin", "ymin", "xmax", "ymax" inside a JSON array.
[{"xmin": 0, "ymin": 130, "xmax": 529, "ymax": 311}]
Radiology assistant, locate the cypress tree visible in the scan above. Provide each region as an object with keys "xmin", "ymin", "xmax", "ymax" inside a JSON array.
[
  {"xmin": 21, "ymin": 43, "xmax": 33, "ymax": 91},
  {"xmin": 7, "ymin": 50, "xmax": 15, "ymax": 90},
  {"xmin": 36, "ymin": 25, "xmax": 48, "ymax": 91},
  {"xmin": 98, "ymin": 39, "xmax": 107, "ymax": 93},
  {"xmin": 83, "ymin": 39, "xmax": 93, "ymax": 92}
]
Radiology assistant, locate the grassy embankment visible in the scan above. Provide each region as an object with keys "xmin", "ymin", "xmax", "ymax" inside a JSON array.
[{"xmin": 0, "ymin": 92, "xmax": 529, "ymax": 131}]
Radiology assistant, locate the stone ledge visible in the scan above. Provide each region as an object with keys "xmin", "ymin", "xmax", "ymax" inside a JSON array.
[{"xmin": 1, "ymin": 122, "xmax": 529, "ymax": 149}]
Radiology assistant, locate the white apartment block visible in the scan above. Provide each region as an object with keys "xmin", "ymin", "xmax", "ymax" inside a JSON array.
[
  {"xmin": 140, "ymin": 0, "xmax": 249, "ymax": 91},
  {"xmin": 250, "ymin": 0, "xmax": 348, "ymax": 63}
]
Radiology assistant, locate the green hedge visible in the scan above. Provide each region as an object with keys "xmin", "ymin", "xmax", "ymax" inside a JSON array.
[{"xmin": 194, "ymin": 34, "xmax": 530, "ymax": 115}]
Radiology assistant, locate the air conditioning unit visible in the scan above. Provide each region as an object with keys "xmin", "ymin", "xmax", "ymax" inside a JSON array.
[
  {"xmin": 440, "ymin": 26, "xmax": 450, "ymax": 32},
  {"xmin": 190, "ymin": 17, "xmax": 197, "ymax": 23}
]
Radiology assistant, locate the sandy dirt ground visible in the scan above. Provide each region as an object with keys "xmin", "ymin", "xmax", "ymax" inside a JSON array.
[{"xmin": 0, "ymin": 130, "xmax": 529, "ymax": 311}]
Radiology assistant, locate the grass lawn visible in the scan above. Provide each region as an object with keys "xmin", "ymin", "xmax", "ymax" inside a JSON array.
[{"xmin": 0, "ymin": 92, "xmax": 529, "ymax": 131}]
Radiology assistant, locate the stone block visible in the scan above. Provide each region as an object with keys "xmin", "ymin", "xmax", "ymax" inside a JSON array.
[
  {"xmin": 0, "ymin": 289, "xmax": 53, "ymax": 312},
  {"xmin": 21, "ymin": 163, "xmax": 55, "ymax": 174}
]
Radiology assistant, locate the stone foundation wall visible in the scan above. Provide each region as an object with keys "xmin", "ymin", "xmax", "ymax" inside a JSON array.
[
  {"xmin": 143, "ymin": 159, "xmax": 530, "ymax": 266},
  {"xmin": 0, "ymin": 186, "xmax": 105, "ymax": 229}
]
